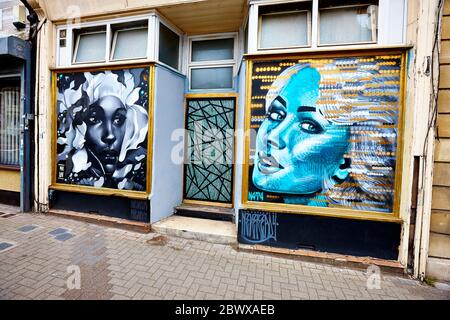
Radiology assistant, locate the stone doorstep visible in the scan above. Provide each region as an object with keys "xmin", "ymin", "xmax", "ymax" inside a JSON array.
[
  {"xmin": 151, "ymin": 215, "xmax": 237, "ymax": 245},
  {"xmin": 47, "ymin": 209, "xmax": 151, "ymax": 233}
]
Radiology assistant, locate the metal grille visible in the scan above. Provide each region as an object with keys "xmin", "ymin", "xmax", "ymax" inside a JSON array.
[
  {"xmin": 184, "ymin": 98, "xmax": 235, "ymax": 203},
  {"xmin": 0, "ymin": 87, "xmax": 20, "ymax": 166}
]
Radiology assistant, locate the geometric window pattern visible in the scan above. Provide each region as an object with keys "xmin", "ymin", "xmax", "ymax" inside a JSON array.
[{"xmin": 184, "ymin": 98, "xmax": 235, "ymax": 203}]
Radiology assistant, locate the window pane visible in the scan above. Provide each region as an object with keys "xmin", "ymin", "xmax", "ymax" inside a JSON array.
[
  {"xmin": 320, "ymin": 6, "xmax": 376, "ymax": 45},
  {"xmin": 259, "ymin": 12, "xmax": 308, "ymax": 49},
  {"xmin": 113, "ymin": 28, "xmax": 148, "ymax": 60},
  {"xmin": 75, "ymin": 32, "xmax": 106, "ymax": 63},
  {"xmin": 191, "ymin": 38, "xmax": 234, "ymax": 62},
  {"xmin": 159, "ymin": 23, "xmax": 180, "ymax": 70},
  {"xmin": 191, "ymin": 67, "xmax": 233, "ymax": 90},
  {"xmin": 0, "ymin": 86, "xmax": 20, "ymax": 166}
]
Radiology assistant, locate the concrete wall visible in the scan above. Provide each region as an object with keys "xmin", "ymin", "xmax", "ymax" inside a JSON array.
[
  {"xmin": 150, "ymin": 64, "xmax": 185, "ymax": 223},
  {"xmin": 0, "ymin": 0, "xmax": 29, "ymax": 40},
  {"xmin": 427, "ymin": 0, "xmax": 450, "ymax": 283}
]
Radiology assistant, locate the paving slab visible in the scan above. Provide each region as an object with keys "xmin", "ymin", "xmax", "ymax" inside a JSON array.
[{"xmin": 0, "ymin": 208, "xmax": 447, "ymax": 300}]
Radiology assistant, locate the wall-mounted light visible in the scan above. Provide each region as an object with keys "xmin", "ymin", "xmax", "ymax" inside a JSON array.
[{"xmin": 12, "ymin": 5, "xmax": 27, "ymax": 30}]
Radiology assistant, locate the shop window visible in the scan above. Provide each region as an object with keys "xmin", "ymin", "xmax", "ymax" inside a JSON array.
[
  {"xmin": 111, "ymin": 20, "xmax": 148, "ymax": 61},
  {"xmin": 158, "ymin": 22, "xmax": 180, "ymax": 70},
  {"xmin": 258, "ymin": 1, "xmax": 311, "ymax": 50},
  {"xmin": 0, "ymin": 80, "xmax": 20, "ymax": 167},
  {"xmin": 188, "ymin": 36, "xmax": 236, "ymax": 90},
  {"xmin": 191, "ymin": 67, "xmax": 233, "ymax": 90},
  {"xmin": 73, "ymin": 26, "xmax": 107, "ymax": 63},
  {"xmin": 319, "ymin": 1, "xmax": 378, "ymax": 45}
]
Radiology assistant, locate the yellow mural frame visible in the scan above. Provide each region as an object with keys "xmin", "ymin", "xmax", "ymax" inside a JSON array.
[
  {"xmin": 242, "ymin": 49, "xmax": 408, "ymax": 223},
  {"xmin": 50, "ymin": 62, "xmax": 155, "ymax": 200}
]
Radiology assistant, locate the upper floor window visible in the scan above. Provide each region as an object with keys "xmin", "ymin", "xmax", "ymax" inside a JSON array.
[
  {"xmin": 57, "ymin": 14, "xmax": 184, "ymax": 71},
  {"xmin": 158, "ymin": 22, "xmax": 181, "ymax": 70},
  {"xmin": 111, "ymin": 20, "xmax": 148, "ymax": 61},
  {"xmin": 73, "ymin": 26, "xmax": 107, "ymax": 63},
  {"xmin": 319, "ymin": 1, "xmax": 378, "ymax": 45},
  {"xmin": 247, "ymin": 0, "xmax": 398, "ymax": 53},
  {"xmin": 258, "ymin": 1, "xmax": 311, "ymax": 49}
]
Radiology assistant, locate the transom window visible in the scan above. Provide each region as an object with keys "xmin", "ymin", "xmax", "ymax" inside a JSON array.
[{"xmin": 188, "ymin": 35, "xmax": 237, "ymax": 91}]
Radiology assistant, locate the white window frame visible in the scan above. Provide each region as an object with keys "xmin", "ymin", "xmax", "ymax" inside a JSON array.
[
  {"xmin": 317, "ymin": 3, "xmax": 378, "ymax": 47},
  {"xmin": 247, "ymin": 0, "xmax": 407, "ymax": 54},
  {"xmin": 156, "ymin": 17, "xmax": 184, "ymax": 72},
  {"xmin": 72, "ymin": 29, "xmax": 107, "ymax": 64},
  {"xmin": 55, "ymin": 13, "xmax": 158, "ymax": 68},
  {"xmin": 110, "ymin": 24, "xmax": 149, "ymax": 62},
  {"xmin": 258, "ymin": 9, "xmax": 312, "ymax": 50},
  {"xmin": 187, "ymin": 33, "xmax": 238, "ymax": 92}
]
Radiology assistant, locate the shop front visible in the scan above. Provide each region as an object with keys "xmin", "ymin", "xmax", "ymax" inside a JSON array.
[
  {"xmin": 30, "ymin": 0, "xmax": 444, "ymax": 275},
  {"xmin": 0, "ymin": 35, "xmax": 32, "ymax": 211},
  {"xmin": 238, "ymin": 51, "xmax": 407, "ymax": 260}
]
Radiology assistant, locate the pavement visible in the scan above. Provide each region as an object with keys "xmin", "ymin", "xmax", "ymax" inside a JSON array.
[{"xmin": 0, "ymin": 204, "xmax": 448, "ymax": 300}]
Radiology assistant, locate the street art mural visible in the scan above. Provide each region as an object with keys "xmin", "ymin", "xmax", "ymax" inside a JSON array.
[
  {"xmin": 54, "ymin": 67, "xmax": 150, "ymax": 192},
  {"xmin": 247, "ymin": 54, "xmax": 404, "ymax": 214}
]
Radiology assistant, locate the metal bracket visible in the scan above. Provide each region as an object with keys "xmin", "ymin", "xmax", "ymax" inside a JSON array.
[
  {"xmin": 23, "ymin": 113, "xmax": 34, "ymax": 130},
  {"xmin": 424, "ymin": 56, "xmax": 431, "ymax": 76}
]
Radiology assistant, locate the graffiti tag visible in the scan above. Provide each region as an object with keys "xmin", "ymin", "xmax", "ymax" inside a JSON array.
[
  {"xmin": 240, "ymin": 211, "xmax": 277, "ymax": 244},
  {"xmin": 248, "ymin": 192, "xmax": 264, "ymax": 201}
]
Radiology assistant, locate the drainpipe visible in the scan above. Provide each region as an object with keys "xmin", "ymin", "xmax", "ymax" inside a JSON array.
[{"xmin": 18, "ymin": 0, "xmax": 39, "ymax": 212}]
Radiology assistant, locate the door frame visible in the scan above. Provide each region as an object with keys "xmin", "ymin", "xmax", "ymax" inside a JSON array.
[{"xmin": 182, "ymin": 92, "xmax": 239, "ymax": 208}]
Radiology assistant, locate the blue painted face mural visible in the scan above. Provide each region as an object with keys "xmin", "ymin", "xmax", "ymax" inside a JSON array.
[
  {"xmin": 252, "ymin": 66, "xmax": 350, "ymax": 197},
  {"xmin": 247, "ymin": 55, "xmax": 403, "ymax": 213}
]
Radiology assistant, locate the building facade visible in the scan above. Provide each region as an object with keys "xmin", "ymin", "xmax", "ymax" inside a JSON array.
[{"xmin": 9, "ymin": 0, "xmax": 446, "ymax": 282}]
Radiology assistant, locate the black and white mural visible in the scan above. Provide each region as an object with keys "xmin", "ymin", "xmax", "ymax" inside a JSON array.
[{"xmin": 55, "ymin": 67, "xmax": 150, "ymax": 192}]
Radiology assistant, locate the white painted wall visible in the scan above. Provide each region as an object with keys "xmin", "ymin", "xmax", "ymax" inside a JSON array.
[
  {"xmin": 378, "ymin": 0, "xmax": 407, "ymax": 45},
  {"xmin": 150, "ymin": 64, "xmax": 186, "ymax": 223},
  {"xmin": 233, "ymin": 59, "xmax": 246, "ymax": 223}
]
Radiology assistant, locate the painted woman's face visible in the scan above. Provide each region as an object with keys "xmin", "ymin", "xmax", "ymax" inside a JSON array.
[
  {"xmin": 84, "ymin": 95, "xmax": 127, "ymax": 175},
  {"xmin": 252, "ymin": 67, "xmax": 350, "ymax": 195}
]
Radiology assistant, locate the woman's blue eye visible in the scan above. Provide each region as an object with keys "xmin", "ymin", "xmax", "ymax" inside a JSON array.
[
  {"xmin": 268, "ymin": 111, "xmax": 284, "ymax": 121},
  {"xmin": 300, "ymin": 121, "xmax": 321, "ymax": 133}
]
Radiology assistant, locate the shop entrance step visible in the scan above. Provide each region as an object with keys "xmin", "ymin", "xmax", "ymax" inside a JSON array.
[
  {"xmin": 174, "ymin": 204, "xmax": 235, "ymax": 222},
  {"xmin": 151, "ymin": 215, "xmax": 237, "ymax": 245}
]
